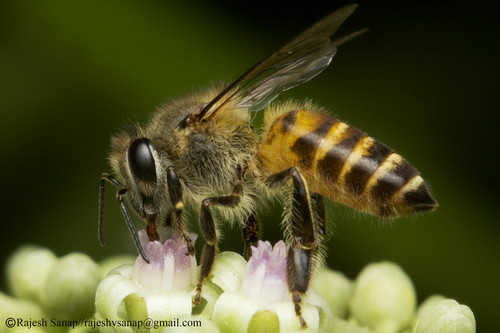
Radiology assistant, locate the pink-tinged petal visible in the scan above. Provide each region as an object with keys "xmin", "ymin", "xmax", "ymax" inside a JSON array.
[
  {"xmin": 134, "ymin": 241, "xmax": 164, "ymax": 290},
  {"xmin": 272, "ymin": 240, "xmax": 288, "ymax": 258},
  {"xmin": 245, "ymin": 246, "xmax": 261, "ymax": 277},
  {"xmin": 132, "ymin": 227, "xmax": 197, "ymax": 292},
  {"xmin": 162, "ymin": 245, "xmax": 176, "ymax": 291},
  {"xmin": 260, "ymin": 272, "xmax": 289, "ymax": 303},
  {"xmin": 258, "ymin": 240, "xmax": 273, "ymax": 255},
  {"xmin": 241, "ymin": 240, "xmax": 291, "ymax": 303},
  {"xmin": 138, "ymin": 230, "xmax": 150, "ymax": 253},
  {"xmin": 241, "ymin": 259, "xmax": 266, "ymax": 297},
  {"xmin": 173, "ymin": 256, "xmax": 195, "ymax": 291}
]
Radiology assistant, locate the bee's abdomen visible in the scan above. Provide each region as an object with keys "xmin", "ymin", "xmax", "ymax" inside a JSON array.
[{"xmin": 258, "ymin": 109, "xmax": 437, "ymax": 217}]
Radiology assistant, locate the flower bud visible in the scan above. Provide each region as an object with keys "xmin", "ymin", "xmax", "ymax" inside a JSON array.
[
  {"xmin": 44, "ymin": 253, "xmax": 102, "ymax": 320},
  {"xmin": 210, "ymin": 251, "xmax": 247, "ymax": 292},
  {"xmin": 100, "ymin": 255, "xmax": 135, "ymax": 277},
  {"xmin": 349, "ymin": 262, "xmax": 416, "ymax": 333},
  {"xmin": 329, "ymin": 317, "xmax": 376, "ymax": 333},
  {"xmin": 413, "ymin": 299, "xmax": 475, "ymax": 333},
  {"xmin": 413, "ymin": 294, "xmax": 446, "ymax": 327},
  {"xmin": 0, "ymin": 291, "xmax": 45, "ymax": 333},
  {"xmin": 6, "ymin": 245, "xmax": 57, "ymax": 303},
  {"xmin": 313, "ymin": 266, "xmax": 353, "ymax": 318}
]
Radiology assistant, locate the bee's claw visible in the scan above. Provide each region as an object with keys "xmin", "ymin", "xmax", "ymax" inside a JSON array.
[{"xmin": 193, "ymin": 286, "xmax": 202, "ymax": 305}]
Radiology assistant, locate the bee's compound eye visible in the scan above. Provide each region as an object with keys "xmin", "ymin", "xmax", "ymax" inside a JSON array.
[{"xmin": 128, "ymin": 138, "xmax": 157, "ymax": 183}]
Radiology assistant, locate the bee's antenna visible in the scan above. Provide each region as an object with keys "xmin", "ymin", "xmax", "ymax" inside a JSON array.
[{"xmin": 99, "ymin": 173, "xmax": 150, "ymax": 264}]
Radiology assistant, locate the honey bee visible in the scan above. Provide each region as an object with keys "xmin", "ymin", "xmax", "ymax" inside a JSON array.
[{"xmin": 99, "ymin": 4, "xmax": 437, "ymax": 328}]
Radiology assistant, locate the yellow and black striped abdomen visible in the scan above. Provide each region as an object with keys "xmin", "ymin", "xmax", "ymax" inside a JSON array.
[{"xmin": 258, "ymin": 109, "xmax": 437, "ymax": 217}]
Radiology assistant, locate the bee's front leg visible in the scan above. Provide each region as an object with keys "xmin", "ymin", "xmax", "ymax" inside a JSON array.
[
  {"xmin": 166, "ymin": 167, "xmax": 195, "ymax": 255},
  {"xmin": 194, "ymin": 180, "xmax": 243, "ymax": 304},
  {"xmin": 265, "ymin": 167, "xmax": 324, "ymax": 329}
]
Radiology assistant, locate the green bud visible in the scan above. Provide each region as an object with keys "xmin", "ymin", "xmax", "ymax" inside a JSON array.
[
  {"xmin": 212, "ymin": 291, "xmax": 263, "ymax": 333},
  {"xmin": 413, "ymin": 299, "xmax": 475, "ymax": 333},
  {"xmin": 209, "ymin": 252, "xmax": 247, "ymax": 292},
  {"xmin": 6, "ymin": 245, "xmax": 57, "ymax": 303},
  {"xmin": 349, "ymin": 262, "xmax": 416, "ymax": 333},
  {"xmin": 0, "ymin": 291, "xmax": 45, "ymax": 333},
  {"xmin": 413, "ymin": 294, "xmax": 446, "ymax": 327},
  {"xmin": 44, "ymin": 253, "xmax": 102, "ymax": 320},
  {"xmin": 95, "ymin": 266, "xmax": 141, "ymax": 333},
  {"xmin": 329, "ymin": 317, "xmax": 376, "ymax": 333},
  {"xmin": 313, "ymin": 266, "xmax": 353, "ymax": 318},
  {"xmin": 99, "ymin": 255, "xmax": 135, "ymax": 277}
]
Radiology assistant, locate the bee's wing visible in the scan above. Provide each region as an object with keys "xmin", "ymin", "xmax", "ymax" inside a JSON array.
[{"xmin": 195, "ymin": 3, "xmax": 362, "ymax": 121}]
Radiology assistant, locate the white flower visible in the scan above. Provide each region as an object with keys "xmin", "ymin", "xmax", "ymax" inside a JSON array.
[
  {"xmin": 212, "ymin": 241, "xmax": 332, "ymax": 333},
  {"xmin": 95, "ymin": 228, "xmax": 211, "ymax": 333}
]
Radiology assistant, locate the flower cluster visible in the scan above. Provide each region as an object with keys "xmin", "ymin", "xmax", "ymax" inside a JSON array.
[
  {"xmin": 2, "ymin": 232, "xmax": 476, "ymax": 333},
  {"xmin": 2, "ymin": 245, "xmax": 104, "ymax": 333}
]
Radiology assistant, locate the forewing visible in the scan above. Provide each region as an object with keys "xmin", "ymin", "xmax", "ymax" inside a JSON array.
[{"xmin": 195, "ymin": 3, "xmax": 359, "ymax": 120}]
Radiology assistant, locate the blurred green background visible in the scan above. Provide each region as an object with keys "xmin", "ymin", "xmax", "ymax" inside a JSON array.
[{"xmin": 0, "ymin": 1, "xmax": 498, "ymax": 331}]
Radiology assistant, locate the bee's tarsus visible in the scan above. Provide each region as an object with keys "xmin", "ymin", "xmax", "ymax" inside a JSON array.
[
  {"xmin": 292, "ymin": 292, "xmax": 308, "ymax": 329},
  {"xmin": 193, "ymin": 286, "xmax": 202, "ymax": 305}
]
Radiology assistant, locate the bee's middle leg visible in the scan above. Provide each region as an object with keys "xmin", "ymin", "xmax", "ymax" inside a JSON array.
[
  {"xmin": 194, "ymin": 180, "xmax": 243, "ymax": 304},
  {"xmin": 242, "ymin": 213, "xmax": 260, "ymax": 260}
]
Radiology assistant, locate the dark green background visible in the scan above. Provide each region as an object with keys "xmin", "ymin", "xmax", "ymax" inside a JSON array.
[{"xmin": 1, "ymin": 1, "xmax": 498, "ymax": 331}]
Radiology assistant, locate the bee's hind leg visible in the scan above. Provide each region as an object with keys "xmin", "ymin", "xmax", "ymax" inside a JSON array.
[
  {"xmin": 265, "ymin": 167, "xmax": 324, "ymax": 329},
  {"xmin": 194, "ymin": 180, "xmax": 244, "ymax": 304},
  {"xmin": 310, "ymin": 192, "xmax": 326, "ymax": 241}
]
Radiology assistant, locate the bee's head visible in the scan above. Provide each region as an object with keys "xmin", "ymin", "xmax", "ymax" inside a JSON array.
[{"xmin": 109, "ymin": 130, "xmax": 169, "ymax": 218}]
